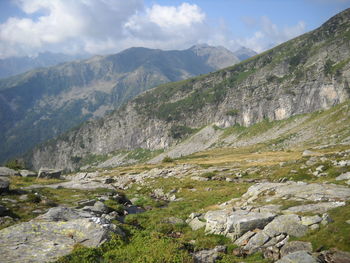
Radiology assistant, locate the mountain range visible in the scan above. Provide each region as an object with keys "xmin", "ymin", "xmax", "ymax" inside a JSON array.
[
  {"xmin": 29, "ymin": 8, "xmax": 350, "ymax": 171},
  {"xmin": 0, "ymin": 45, "xmax": 255, "ymax": 163}
]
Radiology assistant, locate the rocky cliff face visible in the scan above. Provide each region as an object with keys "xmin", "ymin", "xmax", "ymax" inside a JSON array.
[
  {"xmin": 0, "ymin": 45, "xmax": 240, "ymax": 163},
  {"xmin": 31, "ymin": 9, "xmax": 350, "ymax": 171}
]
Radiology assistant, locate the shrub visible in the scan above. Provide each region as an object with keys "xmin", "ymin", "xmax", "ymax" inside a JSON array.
[
  {"xmin": 162, "ymin": 156, "xmax": 174, "ymax": 163},
  {"xmin": 5, "ymin": 159, "xmax": 24, "ymax": 170},
  {"xmin": 225, "ymin": 109, "xmax": 239, "ymax": 117}
]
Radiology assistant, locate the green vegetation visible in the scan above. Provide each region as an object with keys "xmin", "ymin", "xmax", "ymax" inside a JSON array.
[
  {"xmin": 4, "ymin": 159, "xmax": 25, "ymax": 170},
  {"xmin": 170, "ymin": 125, "xmax": 198, "ymax": 139},
  {"xmin": 225, "ymin": 109, "xmax": 239, "ymax": 116},
  {"xmin": 162, "ymin": 156, "xmax": 174, "ymax": 163}
]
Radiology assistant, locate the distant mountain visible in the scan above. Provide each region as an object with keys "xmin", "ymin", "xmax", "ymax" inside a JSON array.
[
  {"xmin": 29, "ymin": 8, "xmax": 350, "ymax": 171},
  {"xmin": 0, "ymin": 45, "xmax": 240, "ymax": 163},
  {"xmin": 0, "ymin": 52, "xmax": 87, "ymax": 79},
  {"xmin": 233, "ymin": 47, "xmax": 257, "ymax": 61}
]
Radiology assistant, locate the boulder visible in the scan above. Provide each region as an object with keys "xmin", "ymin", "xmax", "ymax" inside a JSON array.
[
  {"xmin": 193, "ymin": 246, "xmax": 226, "ymax": 263},
  {"xmin": 0, "ymin": 167, "xmax": 19, "ymax": 177},
  {"xmin": 280, "ymin": 241, "xmax": 313, "ymax": 257},
  {"xmin": 336, "ymin": 172, "xmax": 350, "ymax": 181},
  {"xmin": 284, "ymin": 202, "xmax": 345, "ymax": 214},
  {"xmin": 301, "ymin": 215, "xmax": 322, "ymax": 226},
  {"xmin": 188, "ymin": 217, "xmax": 206, "ymax": 231},
  {"xmin": 205, "ymin": 209, "xmax": 276, "ymax": 240},
  {"xmin": 37, "ymin": 168, "xmax": 62, "ymax": 179},
  {"xmin": 19, "ymin": 170, "xmax": 37, "ymax": 177},
  {"xmin": 0, "ymin": 206, "xmax": 122, "ymax": 263},
  {"xmin": 318, "ymin": 249, "xmax": 350, "ymax": 263},
  {"xmin": 243, "ymin": 231, "xmax": 270, "ymax": 252},
  {"xmin": 277, "ymin": 251, "xmax": 318, "ymax": 263},
  {"xmin": 263, "ymin": 215, "xmax": 308, "ymax": 238},
  {"xmin": 0, "ymin": 177, "xmax": 10, "ymax": 193}
]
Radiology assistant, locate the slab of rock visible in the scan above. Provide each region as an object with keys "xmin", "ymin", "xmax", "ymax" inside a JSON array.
[
  {"xmin": 36, "ymin": 207, "xmax": 92, "ymax": 221},
  {"xmin": 241, "ymin": 182, "xmax": 350, "ymax": 204},
  {"xmin": 0, "ymin": 177, "xmax": 10, "ymax": 193},
  {"xmin": 37, "ymin": 168, "xmax": 62, "ymax": 179},
  {"xmin": 205, "ymin": 209, "xmax": 276, "ymax": 240},
  {"xmin": 284, "ymin": 201, "xmax": 346, "ymax": 214},
  {"xmin": 277, "ymin": 251, "xmax": 318, "ymax": 263},
  {"xmin": 280, "ymin": 241, "xmax": 313, "ymax": 257},
  {"xmin": 243, "ymin": 231, "xmax": 270, "ymax": 252},
  {"xmin": 234, "ymin": 231, "xmax": 256, "ymax": 246},
  {"xmin": 318, "ymin": 249, "xmax": 350, "ymax": 263},
  {"xmin": 336, "ymin": 172, "xmax": 350, "ymax": 181},
  {"xmin": 188, "ymin": 217, "xmax": 206, "ymax": 231},
  {"xmin": 263, "ymin": 215, "xmax": 308, "ymax": 238},
  {"xmin": 193, "ymin": 246, "xmax": 226, "ymax": 263},
  {"xmin": 301, "ymin": 215, "xmax": 322, "ymax": 226},
  {"xmin": 0, "ymin": 207, "xmax": 122, "ymax": 263},
  {"xmin": 19, "ymin": 170, "xmax": 37, "ymax": 177},
  {"xmin": 0, "ymin": 167, "xmax": 19, "ymax": 177}
]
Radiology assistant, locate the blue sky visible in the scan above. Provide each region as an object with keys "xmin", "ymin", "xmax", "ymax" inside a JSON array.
[{"xmin": 0, "ymin": 0, "xmax": 349, "ymax": 58}]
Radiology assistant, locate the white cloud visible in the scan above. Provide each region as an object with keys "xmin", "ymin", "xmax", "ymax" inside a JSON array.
[{"xmin": 0, "ymin": 0, "xmax": 307, "ymax": 58}]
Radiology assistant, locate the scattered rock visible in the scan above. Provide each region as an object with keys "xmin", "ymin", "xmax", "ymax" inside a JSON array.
[
  {"xmin": 302, "ymin": 150, "xmax": 319, "ymax": 157},
  {"xmin": 193, "ymin": 246, "xmax": 226, "ymax": 263},
  {"xmin": 336, "ymin": 172, "xmax": 350, "ymax": 181},
  {"xmin": 243, "ymin": 230, "xmax": 270, "ymax": 252},
  {"xmin": 321, "ymin": 213, "xmax": 333, "ymax": 225},
  {"xmin": 280, "ymin": 241, "xmax": 313, "ymax": 257},
  {"xmin": 37, "ymin": 168, "xmax": 62, "ymax": 179},
  {"xmin": 0, "ymin": 167, "xmax": 19, "ymax": 177},
  {"xmin": 277, "ymin": 251, "xmax": 318, "ymax": 263},
  {"xmin": 191, "ymin": 176, "xmax": 209, "ymax": 181},
  {"xmin": 234, "ymin": 231, "xmax": 256, "ymax": 246}
]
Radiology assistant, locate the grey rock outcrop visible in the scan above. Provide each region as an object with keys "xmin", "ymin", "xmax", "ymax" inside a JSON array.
[
  {"xmin": 19, "ymin": 170, "xmax": 37, "ymax": 177},
  {"xmin": 0, "ymin": 206, "xmax": 122, "ymax": 263},
  {"xmin": 193, "ymin": 245, "xmax": 226, "ymax": 263},
  {"xmin": 280, "ymin": 241, "xmax": 313, "ymax": 258},
  {"xmin": 37, "ymin": 168, "xmax": 62, "ymax": 179},
  {"xmin": 277, "ymin": 251, "xmax": 318, "ymax": 263},
  {"xmin": 0, "ymin": 167, "xmax": 19, "ymax": 177}
]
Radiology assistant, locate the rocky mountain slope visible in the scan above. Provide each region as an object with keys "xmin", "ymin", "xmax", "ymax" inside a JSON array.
[
  {"xmin": 0, "ymin": 52, "xmax": 86, "ymax": 79},
  {"xmin": 30, "ymin": 8, "xmax": 350, "ymax": 171},
  {"xmin": 233, "ymin": 47, "xmax": 257, "ymax": 61},
  {"xmin": 0, "ymin": 45, "xmax": 240, "ymax": 163}
]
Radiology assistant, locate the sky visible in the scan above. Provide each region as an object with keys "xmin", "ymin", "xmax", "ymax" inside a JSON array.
[{"xmin": 0, "ymin": 0, "xmax": 349, "ymax": 58}]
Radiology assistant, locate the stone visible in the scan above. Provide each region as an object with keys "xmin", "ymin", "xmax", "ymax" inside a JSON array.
[
  {"xmin": 301, "ymin": 215, "xmax": 322, "ymax": 226},
  {"xmin": 318, "ymin": 249, "xmax": 350, "ymax": 263},
  {"xmin": 188, "ymin": 217, "xmax": 206, "ymax": 231},
  {"xmin": 280, "ymin": 241, "xmax": 313, "ymax": 257},
  {"xmin": 191, "ymin": 176, "xmax": 209, "ymax": 181},
  {"xmin": 205, "ymin": 210, "xmax": 276, "ymax": 240},
  {"xmin": 84, "ymin": 201, "xmax": 110, "ymax": 215},
  {"xmin": 243, "ymin": 231, "xmax": 270, "ymax": 252},
  {"xmin": 336, "ymin": 172, "xmax": 350, "ymax": 181},
  {"xmin": 284, "ymin": 202, "xmax": 346, "ymax": 214},
  {"xmin": 193, "ymin": 246, "xmax": 226, "ymax": 263},
  {"xmin": 263, "ymin": 214, "xmax": 308, "ymax": 238},
  {"xmin": 0, "ymin": 167, "xmax": 19, "ymax": 177},
  {"xmin": 0, "ymin": 177, "xmax": 10, "ymax": 193},
  {"xmin": 163, "ymin": 217, "xmax": 184, "ymax": 225},
  {"xmin": 310, "ymin": 224, "xmax": 319, "ymax": 230},
  {"xmin": 37, "ymin": 168, "xmax": 62, "ymax": 179},
  {"xmin": 234, "ymin": 231, "xmax": 256, "ymax": 246},
  {"xmin": 302, "ymin": 150, "xmax": 319, "ymax": 157},
  {"xmin": 321, "ymin": 213, "xmax": 333, "ymax": 225},
  {"xmin": 0, "ymin": 206, "xmax": 122, "ymax": 263},
  {"xmin": 276, "ymin": 251, "xmax": 318, "ymax": 263},
  {"xmin": 19, "ymin": 170, "xmax": 37, "ymax": 177}
]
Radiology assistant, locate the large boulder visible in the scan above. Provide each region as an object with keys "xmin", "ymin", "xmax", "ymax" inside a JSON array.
[
  {"xmin": 19, "ymin": 170, "xmax": 37, "ymax": 177},
  {"xmin": 280, "ymin": 241, "xmax": 313, "ymax": 257},
  {"xmin": 276, "ymin": 251, "xmax": 318, "ymax": 263},
  {"xmin": 0, "ymin": 167, "xmax": 19, "ymax": 177},
  {"xmin": 263, "ymin": 215, "xmax": 308, "ymax": 238},
  {"xmin": 0, "ymin": 177, "xmax": 10, "ymax": 193},
  {"xmin": 0, "ymin": 206, "xmax": 122, "ymax": 263},
  {"xmin": 37, "ymin": 168, "xmax": 62, "ymax": 179},
  {"xmin": 205, "ymin": 209, "xmax": 276, "ymax": 240}
]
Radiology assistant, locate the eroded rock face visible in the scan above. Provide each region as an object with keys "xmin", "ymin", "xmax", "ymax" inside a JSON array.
[{"xmin": 0, "ymin": 207, "xmax": 122, "ymax": 263}]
